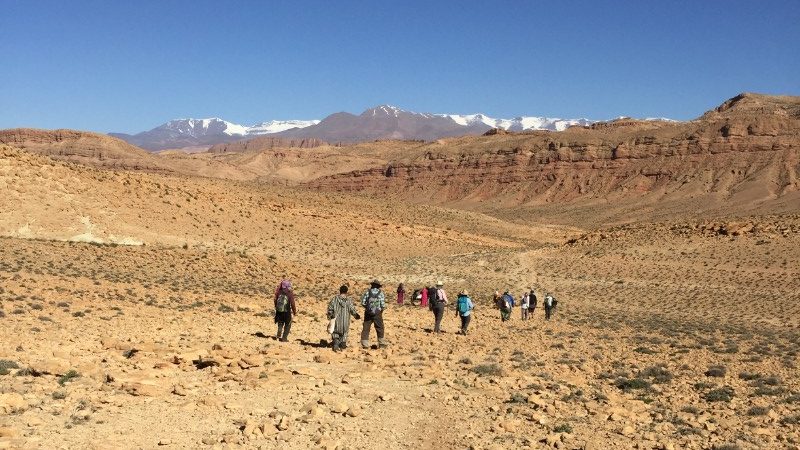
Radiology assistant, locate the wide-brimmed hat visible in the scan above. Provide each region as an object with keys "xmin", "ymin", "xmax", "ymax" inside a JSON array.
[
  {"xmin": 459, "ymin": 289, "xmax": 469, "ymax": 296},
  {"xmin": 370, "ymin": 279, "xmax": 382, "ymax": 287},
  {"xmin": 436, "ymin": 280, "xmax": 443, "ymax": 286}
]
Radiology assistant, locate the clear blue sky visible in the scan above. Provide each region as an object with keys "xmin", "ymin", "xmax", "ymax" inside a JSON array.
[{"xmin": 1, "ymin": 0, "xmax": 798, "ymax": 133}]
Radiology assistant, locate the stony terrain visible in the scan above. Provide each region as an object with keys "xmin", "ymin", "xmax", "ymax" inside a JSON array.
[{"xmin": 0, "ymin": 93, "xmax": 799, "ymax": 449}]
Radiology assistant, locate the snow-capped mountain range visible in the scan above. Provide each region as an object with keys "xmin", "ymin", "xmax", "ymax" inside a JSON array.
[
  {"xmin": 111, "ymin": 105, "xmax": 669, "ymax": 151},
  {"xmin": 358, "ymin": 105, "xmax": 593, "ymax": 132},
  {"xmin": 109, "ymin": 118, "xmax": 320, "ymax": 150}
]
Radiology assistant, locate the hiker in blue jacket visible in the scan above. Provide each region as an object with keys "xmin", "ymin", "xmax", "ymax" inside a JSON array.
[{"xmin": 455, "ymin": 290, "xmax": 474, "ymax": 335}]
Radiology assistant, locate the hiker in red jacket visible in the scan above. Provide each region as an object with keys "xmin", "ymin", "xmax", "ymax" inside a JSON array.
[
  {"xmin": 420, "ymin": 285, "xmax": 429, "ymax": 308},
  {"xmin": 397, "ymin": 283, "xmax": 406, "ymax": 305},
  {"xmin": 274, "ymin": 279, "xmax": 297, "ymax": 342}
]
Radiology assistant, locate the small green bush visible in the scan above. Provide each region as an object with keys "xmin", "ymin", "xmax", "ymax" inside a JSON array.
[
  {"xmin": 783, "ymin": 393, "xmax": 800, "ymax": 404},
  {"xmin": 781, "ymin": 415, "xmax": 800, "ymax": 425},
  {"xmin": 633, "ymin": 347, "xmax": 657, "ymax": 354},
  {"xmin": 470, "ymin": 364, "xmax": 503, "ymax": 377},
  {"xmin": 747, "ymin": 406, "xmax": 770, "ymax": 416},
  {"xmin": 615, "ymin": 377, "xmax": 651, "ymax": 392},
  {"xmin": 704, "ymin": 386, "xmax": 734, "ymax": 402},
  {"xmin": 753, "ymin": 386, "xmax": 786, "ymax": 397},
  {"xmin": 705, "ymin": 365, "xmax": 727, "ymax": 377},
  {"xmin": 711, "ymin": 444, "xmax": 742, "ymax": 450},
  {"xmin": 553, "ymin": 423, "xmax": 573, "ymax": 433},
  {"xmin": 0, "ymin": 359, "xmax": 20, "ymax": 374},
  {"xmin": 508, "ymin": 392, "xmax": 527, "ymax": 403},
  {"xmin": 641, "ymin": 365, "xmax": 673, "ymax": 384},
  {"xmin": 58, "ymin": 370, "xmax": 80, "ymax": 386},
  {"xmin": 738, "ymin": 371, "xmax": 761, "ymax": 381},
  {"xmin": 760, "ymin": 376, "xmax": 781, "ymax": 386},
  {"xmin": 15, "ymin": 367, "xmax": 41, "ymax": 377}
]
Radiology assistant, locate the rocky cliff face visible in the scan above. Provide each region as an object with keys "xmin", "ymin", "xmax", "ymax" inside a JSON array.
[
  {"xmin": 0, "ymin": 128, "xmax": 171, "ymax": 172},
  {"xmin": 306, "ymin": 94, "xmax": 800, "ymax": 218},
  {"xmin": 208, "ymin": 136, "xmax": 330, "ymax": 153}
]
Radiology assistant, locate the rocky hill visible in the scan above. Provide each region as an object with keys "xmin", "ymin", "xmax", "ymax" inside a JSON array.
[
  {"xmin": 306, "ymin": 93, "xmax": 800, "ymax": 224},
  {"xmin": 0, "ymin": 128, "xmax": 172, "ymax": 172}
]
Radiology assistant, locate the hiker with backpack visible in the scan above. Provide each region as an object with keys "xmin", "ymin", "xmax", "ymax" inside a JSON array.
[
  {"xmin": 529, "ymin": 288, "xmax": 538, "ymax": 315},
  {"xmin": 426, "ymin": 285, "xmax": 437, "ymax": 310},
  {"xmin": 429, "ymin": 281, "xmax": 449, "ymax": 333},
  {"xmin": 327, "ymin": 285, "xmax": 361, "ymax": 352},
  {"xmin": 544, "ymin": 292, "xmax": 558, "ymax": 320},
  {"xmin": 274, "ymin": 279, "xmax": 297, "ymax": 342},
  {"xmin": 520, "ymin": 291, "xmax": 530, "ymax": 321},
  {"xmin": 360, "ymin": 279, "xmax": 388, "ymax": 349},
  {"xmin": 455, "ymin": 290, "xmax": 474, "ymax": 335},
  {"xmin": 397, "ymin": 283, "xmax": 406, "ymax": 305},
  {"xmin": 496, "ymin": 290, "xmax": 514, "ymax": 322},
  {"xmin": 492, "ymin": 290, "xmax": 503, "ymax": 320}
]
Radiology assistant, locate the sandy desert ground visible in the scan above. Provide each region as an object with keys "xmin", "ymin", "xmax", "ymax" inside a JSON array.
[{"xmin": 1, "ymin": 94, "xmax": 799, "ymax": 450}]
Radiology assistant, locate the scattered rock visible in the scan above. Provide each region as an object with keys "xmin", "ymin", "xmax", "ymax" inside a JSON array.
[
  {"xmin": 345, "ymin": 406, "xmax": 362, "ymax": 417},
  {"xmin": 330, "ymin": 402, "xmax": 349, "ymax": 414},
  {"xmin": 0, "ymin": 393, "xmax": 26, "ymax": 413}
]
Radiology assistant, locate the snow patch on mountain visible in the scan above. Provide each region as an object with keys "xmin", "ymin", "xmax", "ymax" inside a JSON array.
[
  {"xmin": 441, "ymin": 114, "xmax": 594, "ymax": 131},
  {"xmin": 161, "ymin": 118, "xmax": 318, "ymax": 137},
  {"xmin": 248, "ymin": 120, "xmax": 321, "ymax": 134}
]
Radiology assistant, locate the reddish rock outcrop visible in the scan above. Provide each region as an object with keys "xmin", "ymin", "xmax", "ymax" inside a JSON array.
[
  {"xmin": 208, "ymin": 137, "xmax": 330, "ymax": 153},
  {"xmin": 306, "ymin": 94, "xmax": 800, "ymax": 216},
  {"xmin": 0, "ymin": 128, "xmax": 170, "ymax": 172}
]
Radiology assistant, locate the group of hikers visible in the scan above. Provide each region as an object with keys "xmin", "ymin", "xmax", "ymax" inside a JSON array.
[{"xmin": 273, "ymin": 279, "xmax": 558, "ymax": 351}]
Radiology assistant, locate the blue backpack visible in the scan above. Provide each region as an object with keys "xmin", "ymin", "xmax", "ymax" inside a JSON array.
[
  {"xmin": 457, "ymin": 296, "xmax": 470, "ymax": 314},
  {"xmin": 502, "ymin": 294, "xmax": 514, "ymax": 309}
]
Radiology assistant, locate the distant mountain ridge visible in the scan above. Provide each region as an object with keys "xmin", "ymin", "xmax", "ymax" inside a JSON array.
[
  {"xmin": 110, "ymin": 118, "xmax": 319, "ymax": 151},
  {"xmin": 270, "ymin": 105, "xmax": 599, "ymax": 143},
  {"xmin": 110, "ymin": 105, "xmax": 665, "ymax": 151}
]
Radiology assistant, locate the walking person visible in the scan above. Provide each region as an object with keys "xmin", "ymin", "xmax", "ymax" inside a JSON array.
[
  {"xmin": 420, "ymin": 285, "xmax": 429, "ymax": 308},
  {"xmin": 430, "ymin": 281, "xmax": 448, "ymax": 333},
  {"xmin": 360, "ymin": 279, "xmax": 387, "ymax": 349},
  {"xmin": 426, "ymin": 285, "xmax": 438, "ymax": 310},
  {"xmin": 327, "ymin": 285, "xmax": 360, "ymax": 352},
  {"xmin": 397, "ymin": 283, "xmax": 406, "ymax": 305},
  {"xmin": 274, "ymin": 279, "xmax": 296, "ymax": 342},
  {"xmin": 529, "ymin": 288, "xmax": 538, "ymax": 315},
  {"xmin": 455, "ymin": 290, "xmax": 474, "ymax": 335},
  {"xmin": 521, "ymin": 291, "xmax": 529, "ymax": 321},
  {"xmin": 497, "ymin": 290, "xmax": 513, "ymax": 322},
  {"xmin": 544, "ymin": 292, "xmax": 557, "ymax": 321},
  {"xmin": 492, "ymin": 290, "xmax": 503, "ymax": 321}
]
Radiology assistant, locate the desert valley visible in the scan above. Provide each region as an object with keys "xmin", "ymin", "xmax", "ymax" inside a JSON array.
[{"xmin": 0, "ymin": 92, "xmax": 799, "ymax": 450}]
